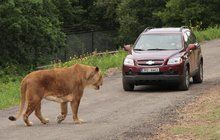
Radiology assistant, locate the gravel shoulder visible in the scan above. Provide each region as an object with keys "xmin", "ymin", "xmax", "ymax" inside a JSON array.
[{"xmin": 151, "ymin": 85, "xmax": 220, "ymax": 140}]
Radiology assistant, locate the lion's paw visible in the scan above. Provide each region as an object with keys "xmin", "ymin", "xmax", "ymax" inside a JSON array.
[
  {"xmin": 73, "ymin": 118, "xmax": 84, "ymax": 124},
  {"xmin": 26, "ymin": 121, "xmax": 33, "ymax": 127},
  {"xmin": 57, "ymin": 115, "xmax": 65, "ymax": 124},
  {"xmin": 42, "ymin": 118, "xmax": 49, "ymax": 124}
]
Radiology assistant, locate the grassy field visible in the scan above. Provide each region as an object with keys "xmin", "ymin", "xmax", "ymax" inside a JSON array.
[
  {"xmin": 153, "ymin": 86, "xmax": 220, "ymax": 140},
  {"xmin": 0, "ymin": 26, "xmax": 220, "ymax": 109},
  {"xmin": 51, "ymin": 50, "xmax": 127, "ymax": 75},
  {"xmin": 194, "ymin": 26, "xmax": 220, "ymax": 42},
  {"xmin": 0, "ymin": 81, "xmax": 20, "ymax": 109}
]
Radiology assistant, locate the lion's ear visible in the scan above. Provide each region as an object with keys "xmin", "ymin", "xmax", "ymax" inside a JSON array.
[
  {"xmin": 86, "ymin": 67, "xmax": 99, "ymax": 80},
  {"xmin": 95, "ymin": 67, "xmax": 99, "ymax": 72}
]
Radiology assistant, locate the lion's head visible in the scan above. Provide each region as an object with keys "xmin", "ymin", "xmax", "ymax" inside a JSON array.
[{"xmin": 86, "ymin": 67, "xmax": 103, "ymax": 90}]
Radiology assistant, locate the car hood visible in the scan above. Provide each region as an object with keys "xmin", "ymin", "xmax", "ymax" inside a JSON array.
[{"xmin": 130, "ymin": 50, "xmax": 180, "ymax": 60}]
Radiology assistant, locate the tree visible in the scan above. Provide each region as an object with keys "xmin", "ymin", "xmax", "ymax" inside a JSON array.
[
  {"xmin": 157, "ymin": 0, "xmax": 220, "ymax": 28},
  {"xmin": 59, "ymin": 0, "xmax": 120, "ymax": 31},
  {"xmin": 52, "ymin": 0, "xmax": 85, "ymax": 28},
  {"xmin": 0, "ymin": 0, "xmax": 66, "ymax": 68},
  {"xmin": 89, "ymin": 0, "xmax": 120, "ymax": 30},
  {"xmin": 117, "ymin": 0, "xmax": 166, "ymax": 44}
]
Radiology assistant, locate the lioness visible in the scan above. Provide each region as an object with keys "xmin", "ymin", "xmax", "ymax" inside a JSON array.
[{"xmin": 8, "ymin": 64, "xmax": 103, "ymax": 126}]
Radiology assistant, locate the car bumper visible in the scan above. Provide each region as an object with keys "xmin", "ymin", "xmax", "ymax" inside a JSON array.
[{"xmin": 123, "ymin": 74, "xmax": 183, "ymax": 85}]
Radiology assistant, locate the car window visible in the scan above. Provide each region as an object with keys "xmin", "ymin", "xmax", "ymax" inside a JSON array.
[
  {"xmin": 134, "ymin": 34, "xmax": 183, "ymax": 50},
  {"xmin": 185, "ymin": 31, "xmax": 198, "ymax": 44},
  {"xmin": 184, "ymin": 31, "xmax": 190, "ymax": 44},
  {"xmin": 184, "ymin": 32, "xmax": 189, "ymax": 43}
]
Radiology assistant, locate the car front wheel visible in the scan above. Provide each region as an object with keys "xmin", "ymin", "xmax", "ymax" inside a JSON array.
[
  {"xmin": 179, "ymin": 66, "xmax": 190, "ymax": 91},
  {"xmin": 123, "ymin": 77, "xmax": 134, "ymax": 91}
]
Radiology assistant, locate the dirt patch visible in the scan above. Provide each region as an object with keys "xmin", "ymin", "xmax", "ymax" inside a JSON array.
[
  {"xmin": 151, "ymin": 85, "xmax": 220, "ymax": 140},
  {"xmin": 105, "ymin": 68, "xmax": 121, "ymax": 77}
]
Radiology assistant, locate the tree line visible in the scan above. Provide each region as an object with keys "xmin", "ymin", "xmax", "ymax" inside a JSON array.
[{"xmin": 0, "ymin": 0, "xmax": 219, "ymax": 69}]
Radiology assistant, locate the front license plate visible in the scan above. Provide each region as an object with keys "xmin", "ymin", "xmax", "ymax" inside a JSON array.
[{"xmin": 141, "ymin": 68, "xmax": 159, "ymax": 73}]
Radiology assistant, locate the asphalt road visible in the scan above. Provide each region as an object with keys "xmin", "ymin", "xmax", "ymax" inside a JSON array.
[{"xmin": 0, "ymin": 39, "xmax": 220, "ymax": 140}]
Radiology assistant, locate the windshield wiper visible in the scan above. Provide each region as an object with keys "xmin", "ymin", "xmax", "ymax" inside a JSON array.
[{"xmin": 133, "ymin": 48, "xmax": 146, "ymax": 51}]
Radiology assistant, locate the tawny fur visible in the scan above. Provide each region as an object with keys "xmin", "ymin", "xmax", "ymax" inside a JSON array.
[{"xmin": 8, "ymin": 64, "xmax": 103, "ymax": 126}]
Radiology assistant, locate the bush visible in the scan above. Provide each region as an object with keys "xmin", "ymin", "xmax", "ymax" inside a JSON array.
[
  {"xmin": 0, "ymin": 0, "xmax": 66, "ymax": 68},
  {"xmin": 194, "ymin": 26, "xmax": 220, "ymax": 42},
  {"xmin": 52, "ymin": 50, "xmax": 127, "ymax": 75}
]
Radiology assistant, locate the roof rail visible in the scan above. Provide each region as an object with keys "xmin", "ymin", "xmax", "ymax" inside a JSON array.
[
  {"xmin": 180, "ymin": 26, "xmax": 189, "ymax": 32},
  {"xmin": 143, "ymin": 27, "xmax": 153, "ymax": 32}
]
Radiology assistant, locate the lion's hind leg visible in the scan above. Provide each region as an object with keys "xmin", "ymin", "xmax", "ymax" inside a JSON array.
[
  {"xmin": 35, "ymin": 103, "xmax": 49, "ymax": 124},
  {"xmin": 23, "ymin": 89, "xmax": 42, "ymax": 126},
  {"xmin": 23, "ymin": 101, "xmax": 38, "ymax": 126}
]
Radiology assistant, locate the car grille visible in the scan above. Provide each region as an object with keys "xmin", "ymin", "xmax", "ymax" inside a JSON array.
[{"xmin": 136, "ymin": 59, "xmax": 164, "ymax": 66}]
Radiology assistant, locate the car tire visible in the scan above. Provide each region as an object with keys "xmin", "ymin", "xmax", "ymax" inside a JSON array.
[
  {"xmin": 123, "ymin": 77, "xmax": 134, "ymax": 91},
  {"xmin": 179, "ymin": 66, "xmax": 190, "ymax": 91},
  {"xmin": 193, "ymin": 62, "xmax": 203, "ymax": 83}
]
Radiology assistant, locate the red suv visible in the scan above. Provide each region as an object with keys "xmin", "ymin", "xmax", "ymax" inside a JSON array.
[{"xmin": 122, "ymin": 27, "xmax": 203, "ymax": 91}]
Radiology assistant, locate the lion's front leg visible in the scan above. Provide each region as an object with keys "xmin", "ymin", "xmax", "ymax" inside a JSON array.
[
  {"xmin": 57, "ymin": 102, "xmax": 68, "ymax": 124},
  {"xmin": 71, "ymin": 99, "xmax": 84, "ymax": 124}
]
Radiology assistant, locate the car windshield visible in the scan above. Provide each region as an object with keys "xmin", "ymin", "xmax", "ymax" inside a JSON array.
[{"xmin": 134, "ymin": 34, "xmax": 183, "ymax": 51}]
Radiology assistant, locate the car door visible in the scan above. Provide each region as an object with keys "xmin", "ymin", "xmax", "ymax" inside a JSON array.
[{"xmin": 184, "ymin": 31, "xmax": 196, "ymax": 74}]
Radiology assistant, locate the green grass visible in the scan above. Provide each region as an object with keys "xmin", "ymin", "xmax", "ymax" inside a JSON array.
[
  {"xmin": 171, "ymin": 127, "xmax": 190, "ymax": 135},
  {"xmin": 52, "ymin": 50, "xmax": 127, "ymax": 75},
  {"xmin": 199, "ymin": 105, "xmax": 220, "ymax": 122},
  {"xmin": 194, "ymin": 26, "xmax": 220, "ymax": 42},
  {"xmin": 171, "ymin": 125, "xmax": 220, "ymax": 140},
  {"xmin": 0, "ymin": 80, "xmax": 20, "ymax": 109}
]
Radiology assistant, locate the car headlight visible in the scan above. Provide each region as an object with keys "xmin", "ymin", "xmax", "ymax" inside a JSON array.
[
  {"xmin": 167, "ymin": 57, "xmax": 182, "ymax": 65},
  {"xmin": 124, "ymin": 58, "xmax": 134, "ymax": 66}
]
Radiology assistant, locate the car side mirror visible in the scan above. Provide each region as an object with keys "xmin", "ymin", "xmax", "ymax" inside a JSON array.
[
  {"xmin": 187, "ymin": 44, "xmax": 197, "ymax": 52},
  {"xmin": 123, "ymin": 44, "xmax": 132, "ymax": 54}
]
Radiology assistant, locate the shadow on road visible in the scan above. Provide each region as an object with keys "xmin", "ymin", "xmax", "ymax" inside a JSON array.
[{"xmin": 126, "ymin": 77, "xmax": 220, "ymax": 93}]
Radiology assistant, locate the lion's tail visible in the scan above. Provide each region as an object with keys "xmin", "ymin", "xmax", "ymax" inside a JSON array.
[{"xmin": 8, "ymin": 81, "xmax": 27, "ymax": 121}]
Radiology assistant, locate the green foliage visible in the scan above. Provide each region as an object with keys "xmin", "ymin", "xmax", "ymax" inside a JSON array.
[
  {"xmin": 0, "ymin": 65, "xmax": 25, "ymax": 83},
  {"xmin": 52, "ymin": 0, "xmax": 85, "ymax": 27},
  {"xmin": 51, "ymin": 0, "xmax": 119, "ymax": 31},
  {"xmin": 89, "ymin": 0, "xmax": 120, "ymax": 30},
  {"xmin": 194, "ymin": 26, "xmax": 220, "ymax": 42},
  {"xmin": 156, "ymin": 0, "xmax": 220, "ymax": 29},
  {"xmin": 117, "ymin": 0, "xmax": 166, "ymax": 43},
  {"xmin": 116, "ymin": 0, "xmax": 220, "ymax": 43},
  {"xmin": 0, "ymin": 80, "xmax": 20, "ymax": 109},
  {"xmin": 53, "ymin": 50, "xmax": 127, "ymax": 75},
  {"xmin": 0, "ymin": 0, "xmax": 66, "ymax": 67},
  {"xmin": 1, "ymin": 0, "xmax": 220, "ymax": 68}
]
